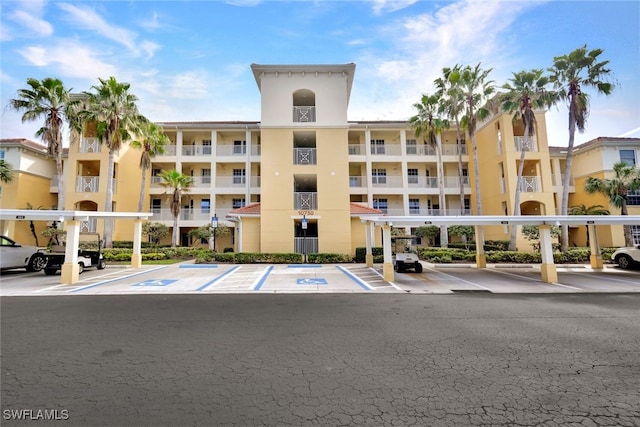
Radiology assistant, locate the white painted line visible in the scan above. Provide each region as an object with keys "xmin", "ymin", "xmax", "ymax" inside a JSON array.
[
  {"xmin": 487, "ymin": 267, "xmax": 582, "ymax": 290},
  {"xmin": 561, "ymin": 270, "xmax": 640, "ymax": 286},
  {"xmin": 36, "ymin": 284, "xmax": 69, "ymax": 292},
  {"xmin": 424, "ymin": 265, "xmax": 493, "ymax": 291},
  {"xmin": 370, "ymin": 267, "xmax": 403, "ymax": 291}
]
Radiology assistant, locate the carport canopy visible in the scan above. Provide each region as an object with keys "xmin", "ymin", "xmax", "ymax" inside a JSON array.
[
  {"xmin": 0, "ymin": 209, "xmax": 152, "ymax": 284},
  {"xmin": 359, "ymin": 215, "xmax": 640, "ymax": 284}
]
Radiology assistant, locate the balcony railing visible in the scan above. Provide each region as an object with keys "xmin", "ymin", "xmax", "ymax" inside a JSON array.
[
  {"xmin": 370, "ymin": 144, "xmax": 402, "ymax": 156},
  {"xmin": 150, "ymin": 208, "xmax": 223, "ymax": 222},
  {"xmin": 294, "ymin": 192, "xmax": 317, "ymax": 210},
  {"xmin": 79, "ymin": 137, "xmax": 100, "ymax": 153},
  {"xmin": 76, "ymin": 176, "xmax": 99, "ymax": 192},
  {"xmin": 384, "ymin": 208, "xmax": 472, "ymax": 216},
  {"xmin": 216, "ymin": 176, "xmax": 247, "ymax": 187},
  {"xmin": 293, "ymin": 148, "xmax": 316, "ymax": 165},
  {"xmin": 294, "ymin": 237, "xmax": 318, "ymax": 254},
  {"xmin": 80, "ymin": 218, "xmax": 97, "ymax": 233},
  {"xmin": 293, "ymin": 106, "xmax": 316, "ymax": 122},
  {"xmin": 514, "ymin": 136, "xmax": 538, "ymax": 152},
  {"xmin": 349, "ymin": 175, "xmax": 469, "ymax": 189},
  {"xmin": 518, "ymin": 176, "xmax": 541, "ymax": 192},
  {"xmin": 182, "ymin": 144, "xmax": 212, "ymax": 156}
]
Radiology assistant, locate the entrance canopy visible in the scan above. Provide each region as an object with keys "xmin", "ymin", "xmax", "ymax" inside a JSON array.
[
  {"xmin": 359, "ymin": 214, "xmax": 640, "ymax": 284},
  {"xmin": 0, "ymin": 209, "xmax": 152, "ymax": 284}
]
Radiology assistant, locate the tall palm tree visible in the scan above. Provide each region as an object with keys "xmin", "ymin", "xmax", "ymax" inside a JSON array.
[
  {"xmin": 500, "ymin": 69, "xmax": 553, "ymax": 250},
  {"xmin": 584, "ymin": 161, "xmax": 640, "ymax": 247},
  {"xmin": 0, "ymin": 159, "xmax": 14, "ymax": 183},
  {"xmin": 435, "ymin": 65, "xmax": 466, "ymax": 213},
  {"xmin": 568, "ymin": 203, "xmax": 609, "ymax": 246},
  {"xmin": 548, "ymin": 44, "xmax": 615, "ymax": 251},
  {"xmin": 458, "ymin": 63, "xmax": 495, "ymax": 216},
  {"xmin": 130, "ymin": 121, "xmax": 169, "ymax": 212},
  {"xmin": 9, "ymin": 77, "xmax": 79, "ymax": 210},
  {"xmin": 83, "ymin": 76, "xmax": 144, "ymax": 247},
  {"xmin": 158, "ymin": 169, "xmax": 193, "ymax": 247},
  {"xmin": 408, "ymin": 92, "xmax": 449, "ymax": 247}
]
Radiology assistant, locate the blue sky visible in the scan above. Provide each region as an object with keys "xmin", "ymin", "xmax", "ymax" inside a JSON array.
[{"xmin": 1, "ymin": 0, "xmax": 639, "ymax": 147}]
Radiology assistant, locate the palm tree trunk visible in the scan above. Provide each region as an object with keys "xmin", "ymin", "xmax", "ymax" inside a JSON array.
[
  {"xmin": 509, "ymin": 124, "xmax": 529, "ymax": 251},
  {"xmin": 138, "ymin": 166, "xmax": 147, "ymax": 213},
  {"xmin": 621, "ymin": 202, "xmax": 634, "ymax": 246},
  {"xmin": 560, "ymin": 114, "xmax": 576, "ymax": 252},
  {"xmin": 470, "ymin": 132, "xmax": 482, "ymax": 215},
  {"xmin": 103, "ymin": 149, "xmax": 115, "ymax": 248},
  {"xmin": 172, "ymin": 216, "xmax": 179, "ymax": 248},
  {"xmin": 455, "ymin": 126, "xmax": 465, "ymax": 214},
  {"xmin": 436, "ymin": 134, "xmax": 448, "ymax": 247},
  {"xmin": 55, "ymin": 155, "xmax": 64, "ymax": 211}
]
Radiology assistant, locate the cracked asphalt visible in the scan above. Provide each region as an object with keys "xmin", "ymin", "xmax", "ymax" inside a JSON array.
[{"xmin": 1, "ymin": 293, "xmax": 639, "ymax": 426}]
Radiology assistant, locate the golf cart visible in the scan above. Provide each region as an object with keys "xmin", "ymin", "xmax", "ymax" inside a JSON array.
[
  {"xmin": 391, "ymin": 235, "xmax": 423, "ymax": 273},
  {"xmin": 42, "ymin": 232, "xmax": 107, "ymax": 275}
]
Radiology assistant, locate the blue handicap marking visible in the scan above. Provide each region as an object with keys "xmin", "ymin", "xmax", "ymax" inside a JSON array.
[
  {"xmin": 297, "ymin": 278, "xmax": 328, "ymax": 285},
  {"xmin": 133, "ymin": 279, "xmax": 177, "ymax": 287}
]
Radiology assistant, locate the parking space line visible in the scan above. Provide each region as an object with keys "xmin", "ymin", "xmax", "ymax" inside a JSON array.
[
  {"xmin": 559, "ymin": 270, "xmax": 640, "ymax": 286},
  {"xmin": 252, "ymin": 266, "xmax": 274, "ymax": 291},
  {"xmin": 486, "ymin": 267, "xmax": 583, "ymax": 290},
  {"xmin": 336, "ymin": 266, "xmax": 372, "ymax": 291},
  {"xmin": 424, "ymin": 265, "xmax": 493, "ymax": 291},
  {"xmin": 70, "ymin": 266, "xmax": 169, "ymax": 293},
  {"xmin": 196, "ymin": 266, "xmax": 241, "ymax": 291}
]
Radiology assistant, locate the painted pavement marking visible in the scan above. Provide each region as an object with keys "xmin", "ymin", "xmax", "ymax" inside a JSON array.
[
  {"xmin": 132, "ymin": 279, "xmax": 177, "ymax": 287},
  {"xmin": 297, "ymin": 278, "xmax": 328, "ymax": 285}
]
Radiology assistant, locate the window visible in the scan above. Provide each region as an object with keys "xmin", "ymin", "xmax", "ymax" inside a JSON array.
[
  {"xmin": 628, "ymin": 190, "xmax": 640, "ymax": 206},
  {"xmin": 409, "ymin": 198, "xmax": 420, "ymax": 214},
  {"xmin": 150, "ymin": 199, "xmax": 161, "ymax": 212},
  {"xmin": 202, "ymin": 139, "xmax": 212, "ymax": 155},
  {"xmin": 233, "ymin": 140, "xmax": 247, "ymax": 155},
  {"xmin": 373, "ymin": 198, "xmax": 388, "ymax": 213},
  {"xmin": 232, "ymin": 198, "xmax": 245, "ymax": 209},
  {"xmin": 233, "ymin": 169, "xmax": 246, "ymax": 184},
  {"xmin": 0, "ymin": 150, "xmax": 5, "ymax": 160},
  {"xmin": 620, "ymin": 149, "xmax": 636, "ymax": 166},
  {"xmin": 201, "ymin": 199, "xmax": 210, "ymax": 214},
  {"xmin": 464, "ymin": 198, "xmax": 471, "ymax": 214},
  {"xmin": 632, "ymin": 225, "xmax": 640, "ymax": 245},
  {"xmin": 201, "ymin": 168, "xmax": 211, "ymax": 184},
  {"xmin": 370, "ymin": 139, "xmax": 385, "ymax": 155},
  {"xmin": 372, "ymin": 168, "xmax": 387, "ymax": 184},
  {"xmin": 406, "ymin": 139, "xmax": 417, "ymax": 154},
  {"xmin": 407, "ymin": 168, "xmax": 419, "ymax": 184}
]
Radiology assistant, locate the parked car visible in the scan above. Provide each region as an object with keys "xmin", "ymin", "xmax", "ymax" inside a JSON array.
[
  {"xmin": 611, "ymin": 245, "xmax": 640, "ymax": 269},
  {"xmin": 0, "ymin": 235, "xmax": 47, "ymax": 272}
]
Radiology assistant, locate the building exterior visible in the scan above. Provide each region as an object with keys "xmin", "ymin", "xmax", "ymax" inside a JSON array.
[{"xmin": 1, "ymin": 63, "xmax": 639, "ymax": 254}]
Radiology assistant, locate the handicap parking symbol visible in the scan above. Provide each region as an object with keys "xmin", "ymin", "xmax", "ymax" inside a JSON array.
[
  {"xmin": 133, "ymin": 279, "xmax": 177, "ymax": 287},
  {"xmin": 297, "ymin": 278, "xmax": 328, "ymax": 285}
]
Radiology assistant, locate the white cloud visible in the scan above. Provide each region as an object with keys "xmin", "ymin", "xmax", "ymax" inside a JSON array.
[
  {"xmin": 371, "ymin": 0, "xmax": 419, "ymax": 15},
  {"xmin": 11, "ymin": 10, "xmax": 53, "ymax": 37}
]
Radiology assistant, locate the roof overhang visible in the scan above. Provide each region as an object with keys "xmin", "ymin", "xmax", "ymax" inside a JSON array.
[
  {"xmin": 360, "ymin": 215, "xmax": 640, "ymax": 227},
  {"xmin": 0, "ymin": 210, "xmax": 152, "ymax": 222}
]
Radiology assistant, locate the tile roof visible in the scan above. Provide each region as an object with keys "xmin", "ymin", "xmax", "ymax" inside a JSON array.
[{"xmin": 226, "ymin": 202, "xmax": 384, "ymax": 217}]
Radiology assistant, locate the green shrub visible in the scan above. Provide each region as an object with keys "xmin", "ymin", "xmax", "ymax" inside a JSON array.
[
  {"xmin": 142, "ymin": 252, "xmax": 166, "ymax": 261},
  {"xmin": 354, "ymin": 247, "xmax": 384, "ymax": 263},
  {"xmin": 307, "ymin": 253, "xmax": 351, "ymax": 263},
  {"xmin": 223, "ymin": 247, "xmax": 234, "ymax": 253}
]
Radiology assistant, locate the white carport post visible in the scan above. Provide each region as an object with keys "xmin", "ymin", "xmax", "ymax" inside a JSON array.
[
  {"xmin": 365, "ymin": 221, "xmax": 374, "ymax": 267},
  {"xmin": 539, "ymin": 224, "xmax": 558, "ymax": 283},
  {"xmin": 132, "ymin": 219, "xmax": 143, "ymax": 268},
  {"xmin": 588, "ymin": 224, "xmax": 603, "ymax": 269},
  {"xmin": 382, "ymin": 222, "xmax": 394, "ymax": 281},
  {"xmin": 61, "ymin": 219, "xmax": 81, "ymax": 284}
]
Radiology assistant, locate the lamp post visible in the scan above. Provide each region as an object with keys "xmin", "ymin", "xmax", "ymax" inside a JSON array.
[
  {"xmin": 301, "ymin": 215, "xmax": 308, "ymax": 263},
  {"xmin": 211, "ymin": 214, "xmax": 218, "ymax": 252}
]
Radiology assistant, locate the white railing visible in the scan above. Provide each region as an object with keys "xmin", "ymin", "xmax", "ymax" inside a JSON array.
[
  {"xmin": 76, "ymin": 176, "xmax": 99, "ymax": 192},
  {"xmin": 216, "ymin": 176, "xmax": 247, "ymax": 187},
  {"xmin": 80, "ymin": 218, "xmax": 97, "ymax": 233},
  {"xmin": 348, "ymin": 175, "xmax": 469, "ymax": 189},
  {"xmin": 295, "ymin": 237, "xmax": 318, "ymax": 254},
  {"xmin": 348, "ymin": 144, "xmax": 365, "ymax": 155},
  {"xmin": 514, "ymin": 136, "xmax": 538, "ymax": 152},
  {"xmin": 384, "ymin": 208, "xmax": 472, "ymax": 216},
  {"xmin": 79, "ymin": 137, "xmax": 100, "ymax": 153},
  {"xmin": 372, "ymin": 175, "xmax": 403, "ymax": 187},
  {"xmin": 518, "ymin": 176, "xmax": 541, "ymax": 192},
  {"xmin": 182, "ymin": 144, "xmax": 212, "ymax": 156},
  {"xmin": 370, "ymin": 144, "xmax": 402, "ymax": 156},
  {"xmin": 191, "ymin": 175, "xmax": 212, "ymax": 186},
  {"xmin": 293, "ymin": 106, "xmax": 316, "ymax": 122},
  {"xmin": 408, "ymin": 177, "xmax": 439, "ymax": 188},
  {"xmin": 294, "ymin": 192, "xmax": 317, "ymax": 210},
  {"xmin": 293, "ymin": 148, "xmax": 316, "ymax": 165}
]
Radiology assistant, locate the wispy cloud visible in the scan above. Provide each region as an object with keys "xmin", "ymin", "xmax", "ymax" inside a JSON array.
[
  {"xmin": 56, "ymin": 2, "xmax": 157, "ymax": 58},
  {"xmin": 371, "ymin": 0, "xmax": 419, "ymax": 15},
  {"xmin": 10, "ymin": 10, "xmax": 53, "ymax": 37}
]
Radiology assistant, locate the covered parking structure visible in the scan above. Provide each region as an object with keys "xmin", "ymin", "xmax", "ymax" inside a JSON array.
[
  {"xmin": 360, "ymin": 215, "xmax": 640, "ymax": 283},
  {"xmin": 0, "ymin": 209, "xmax": 151, "ymax": 284}
]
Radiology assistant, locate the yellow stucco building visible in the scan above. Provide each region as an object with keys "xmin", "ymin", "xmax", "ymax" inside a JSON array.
[{"xmin": 2, "ymin": 63, "xmax": 639, "ymax": 254}]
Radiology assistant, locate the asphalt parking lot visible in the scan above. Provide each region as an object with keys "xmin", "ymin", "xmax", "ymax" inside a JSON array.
[{"xmin": 1, "ymin": 261, "xmax": 639, "ymax": 296}]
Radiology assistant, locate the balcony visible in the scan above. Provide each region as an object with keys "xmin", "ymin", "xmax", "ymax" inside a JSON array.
[
  {"xmin": 370, "ymin": 144, "xmax": 402, "ymax": 156},
  {"xmin": 294, "ymin": 237, "xmax": 318, "ymax": 254},
  {"xmin": 294, "ymin": 192, "xmax": 317, "ymax": 210},
  {"xmin": 293, "ymin": 148, "xmax": 316, "ymax": 165},
  {"xmin": 182, "ymin": 144, "xmax": 212, "ymax": 156},
  {"xmin": 514, "ymin": 136, "xmax": 538, "ymax": 152},
  {"xmin": 81, "ymin": 218, "xmax": 97, "ymax": 233},
  {"xmin": 293, "ymin": 106, "xmax": 316, "ymax": 123},
  {"xmin": 518, "ymin": 176, "xmax": 542, "ymax": 192},
  {"xmin": 150, "ymin": 208, "xmax": 225, "ymax": 223},
  {"xmin": 79, "ymin": 137, "xmax": 100, "ymax": 153},
  {"xmin": 384, "ymin": 208, "xmax": 472, "ymax": 216},
  {"xmin": 76, "ymin": 176, "xmax": 99, "ymax": 192}
]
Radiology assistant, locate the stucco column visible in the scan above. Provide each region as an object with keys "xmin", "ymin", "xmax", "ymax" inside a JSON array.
[
  {"xmin": 131, "ymin": 219, "xmax": 143, "ymax": 268},
  {"xmin": 539, "ymin": 224, "xmax": 558, "ymax": 283},
  {"xmin": 588, "ymin": 224, "xmax": 603, "ymax": 269},
  {"xmin": 365, "ymin": 221, "xmax": 374, "ymax": 267},
  {"xmin": 475, "ymin": 225, "xmax": 487, "ymax": 268},
  {"xmin": 61, "ymin": 220, "xmax": 80, "ymax": 284},
  {"xmin": 382, "ymin": 223, "xmax": 394, "ymax": 282}
]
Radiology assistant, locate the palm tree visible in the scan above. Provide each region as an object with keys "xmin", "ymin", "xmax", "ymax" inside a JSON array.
[
  {"xmin": 548, "ymin": 44, "xmax": 615, "ymax": 251},
  {"xmin": 0, "ymin": 159, "xmax": 14, "ymax": 183},
  {"xmin": 130, "ymin": 121, "xmax": 169, "ymax": 212},
  {"xmin": 435, "ymin": 65, "xmax": 466, "ymax": 213},
  {"xmin": 158, "ymin": 169, "xmax": 193, "ymax": 247},
  {"xmin": 9, "ymin": 77, "xmax": 79, "ymax": 210},
  {"xmin": 458, "ymin": 63, "xmax": 495, "ymax": 216},
  {"xmin": 568, "ymin": 203, "xmax": 609, "ymax": 246},
  {"xmin": 408, "ymin": 92, "xmax": 449, "ymax": 247},
  {"xmin": 500, "ymin": 69, "xmax": 553, "ymax": 250},
  {"xmin": 584, "ymin": 161, "xmax": 640, "ymax": 247},
  {"xmin": 83, "ymin": 76, "xmax": 144, "ymax": 247}
]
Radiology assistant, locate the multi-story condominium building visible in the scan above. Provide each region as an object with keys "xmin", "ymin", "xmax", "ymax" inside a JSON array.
[{"xmin": 1, "ymin": 63, "xmax": 639, "ymax": 254}]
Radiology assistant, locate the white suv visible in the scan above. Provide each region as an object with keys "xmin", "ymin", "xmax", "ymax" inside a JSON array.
[{"xmin": 611, "ymin": 246, "xmax": 640, "ymax": 269}]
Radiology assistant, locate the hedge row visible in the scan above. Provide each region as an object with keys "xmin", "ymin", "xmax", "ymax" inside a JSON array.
[
  {"xmin": 195, "ymin": 252, "xmax": 351, "ymax": 264},
  {"xmin": 420, "ymin": 247, "xmax": 618, "ymax": 264}
]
